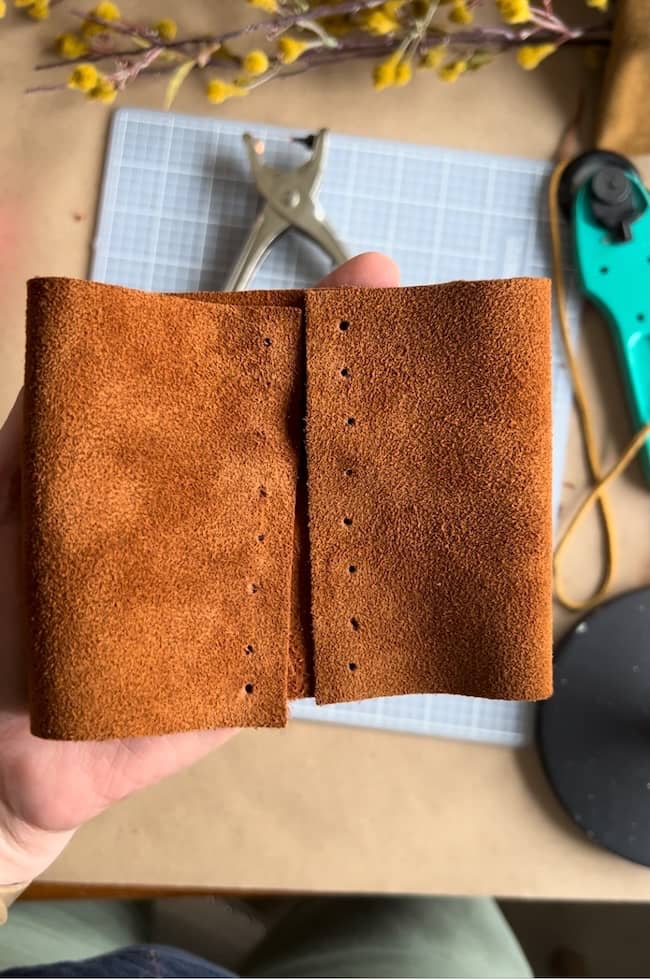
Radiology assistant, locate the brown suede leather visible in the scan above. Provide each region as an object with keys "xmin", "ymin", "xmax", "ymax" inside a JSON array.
[
  {"xmin": 24, "ymin": 279, "xmax": 302, "ymax": 737},
  {"xmin": 24, "ymin": 276, "xmax": 552, "ymax": 740},
  {"xmin": 597, "ymin": 0, "xmax": 650, "ymax": 156},
  {"xmin": 181, "ymin": 290, "xmax": 314, "ymax": 701},
  {"xmin": 305, "ymin": 280, "xmax": 552, "ymax": 704}
]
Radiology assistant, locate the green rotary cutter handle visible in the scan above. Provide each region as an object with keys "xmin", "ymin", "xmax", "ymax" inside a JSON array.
[{"xmin": 559, "ymin": 150, "xmax": 650, "ymax": 487}]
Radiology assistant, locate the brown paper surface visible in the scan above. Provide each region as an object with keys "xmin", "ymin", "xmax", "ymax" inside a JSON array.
[{"xmin": 2, "ymin": 0, "xmax": 650, "ymax": 898}]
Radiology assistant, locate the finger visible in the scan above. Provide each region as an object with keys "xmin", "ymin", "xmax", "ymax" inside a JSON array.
[
  {"xmin": 0, "ymin": 389, "xmax": 23, "ymax": 478},
  {"xmin": 317, "ymin": 251, "xmax": 400, "ymax": 289}
]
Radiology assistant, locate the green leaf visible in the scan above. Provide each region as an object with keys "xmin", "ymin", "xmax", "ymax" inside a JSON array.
[
  {"xmin": 467, "ymin": 51, "xmax": 494, "ymax": 71},
  {"xmin": 164, "ymin": 59, "xmax": 196, "ymax": 110}
]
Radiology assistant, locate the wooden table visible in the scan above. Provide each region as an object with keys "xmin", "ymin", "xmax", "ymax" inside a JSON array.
[{"xmin": 2, "ymin": 0, "xmax": 649, "ymax": 901}]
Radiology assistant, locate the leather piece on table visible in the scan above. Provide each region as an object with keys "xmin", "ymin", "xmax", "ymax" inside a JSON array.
[
  {"xmin": 23, "ymin": 275, "xmax": 553, "ymax": 741},
  {"xmin": 24, "ymin": 278, "xmax": 301, "ymax": 738},
  {"xmin": 596, "ymin": 0, "xmax": 650, "ymax": 156},
  {"xmin": 305, "ymin": 279, "xmax": 553, "ymax": 704}
]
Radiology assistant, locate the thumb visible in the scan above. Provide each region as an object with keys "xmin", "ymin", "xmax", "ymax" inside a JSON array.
[
  {"xmin": 0, "ymin": 390, "xmax": 23, "ymax": 481},
  {"xmin": 0, "ymin": 391, "xmax": 22, "ymax": 529},
  {"xmin": 316, "ymin": 251, "xmax": 400, "ymax": 289}
]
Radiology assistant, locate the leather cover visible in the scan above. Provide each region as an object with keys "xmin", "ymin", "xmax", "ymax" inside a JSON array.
[{"xmin": 23, "ymin": 276, "xmax": 552, "ymax": 740}]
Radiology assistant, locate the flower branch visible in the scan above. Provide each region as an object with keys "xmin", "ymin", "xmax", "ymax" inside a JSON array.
[{"xmin": 11, "ymin": 0, "xmax": 612, "ymax": 107}]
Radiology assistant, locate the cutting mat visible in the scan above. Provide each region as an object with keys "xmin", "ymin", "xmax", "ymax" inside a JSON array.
[{"xmin": 92, "ymin": 107, "xmax": 577, "ymax": 747}]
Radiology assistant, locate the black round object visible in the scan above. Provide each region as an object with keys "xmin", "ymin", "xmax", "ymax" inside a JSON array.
[
  {"xmin": 537, "ymin": 587, "xmax": 650, "ymax": 866},
  {"xmin": 591, "ymin": 166, "xmax": 632, "ymax": 206},
  {"xmin": 557, "ymin": 149, "xmax": 640, "ymax": 218}
]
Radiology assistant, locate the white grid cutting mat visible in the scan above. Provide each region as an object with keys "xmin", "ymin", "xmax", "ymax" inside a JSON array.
[{"xmin": 92, "ymin": 107, "xmax": 576, "ymax": 747}]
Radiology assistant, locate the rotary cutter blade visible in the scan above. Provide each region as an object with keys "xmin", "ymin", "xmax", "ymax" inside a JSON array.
[{"xmin": 558, "ymin": 149, "xmax": 650, "ymax": 485}]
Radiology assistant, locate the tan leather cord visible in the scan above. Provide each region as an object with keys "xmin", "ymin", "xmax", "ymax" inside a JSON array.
[{"xmin": 549, "ymin": 161, "xmax": 650, "ymax": 612}]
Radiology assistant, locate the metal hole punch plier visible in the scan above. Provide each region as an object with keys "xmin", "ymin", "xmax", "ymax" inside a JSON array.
[{"xmin": 223, "ymin": 129, "xmax": 348, "ymax": 292}]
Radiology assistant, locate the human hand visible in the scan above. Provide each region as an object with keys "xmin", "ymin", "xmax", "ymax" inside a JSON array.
[{"xmin": 0, "ymin": 252, "xmax": 399, "ymax": 886}]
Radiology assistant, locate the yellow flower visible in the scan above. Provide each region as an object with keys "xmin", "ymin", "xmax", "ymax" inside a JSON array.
[
  {"xmin": 496, "ymin": 0, "xmax": 531, "ymax": 23},
  {"xmin": 365, "ymin": 10, "xmax": 399, "ymax": 34},
  {"xmin": 87, "ymin": 76, "xmax": 117, "ymax": 103},
  {"xmin": 516, "ymin": 42, "xmax": 556, "ymax": 69},
  {"xmin": 81, "ymin": 1, "xmax": 119, "ymax": 33},
  {"xmin": 372, "ymin": 51, "xmax": 400, "ymax": 90},
  {"xmin": 242, "ymin": 48, "xmax": 269, "ymax": 76},
  {"xmin": 586, "ymin": 0, "xmax": 607, "ymax": 7},
  {"xmin": 382, "ymin": 0, "xmax": 404, "ymax": 15},
  {"xmin": 394, "ymin": 59, "xmax": 412, "ymax": 86},
  {"xmin": 27, "ymin": 0, "xmax": 49, "ymax": 19},
  {"xmin": 56, "ymin": 32, "xmax": 88, "ymax": 59},
  {"xmin": 154, "ymin": 18, "xmax": 177, "ymax": 41},
  {"xmin": 449, "ymin": 1, "xmax": 473, "ymax": 24},
  {"xmin": 206, "ymin": 79, "xmax": 230, "ymax": 104},
  {"xmin": 248, "ymin": 0, "xmax": 277, "ymax": 11},
  {"xmin": 421, "ymin": 45, "xmax": 445, "ymax": 69},
  {"xmin": 93, "ymin": 0, "xmax": 120, "ymax": 20},
  {"xmin": 438, "ymin": 58, "xmax": 467, "ymax": 82},
  {"xmin": 206, "ymin": 78, "xmax": 249, "ymax": 104},
  {"xmin": 82, "ymin": 20, "xmax": 102, "ymax": 36},
  {"xmin": 277, "ymin": 36, "xmax": 310, "ymax": 64},
  {"xmin": 319, "ymin": 14, "xmax": 352, "ymax": 36},
  {"xmin": 13, "ymin": 0, "xmax": 34, "ymax": 7},
  {"xmin": 67, "ymin": 62, "xmax": 99, "ymax": 92}
]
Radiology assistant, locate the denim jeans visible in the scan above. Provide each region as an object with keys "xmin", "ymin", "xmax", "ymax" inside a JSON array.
[{"xmin": 3, "ymin": 944, "xmax": 233, "ymax": 978}]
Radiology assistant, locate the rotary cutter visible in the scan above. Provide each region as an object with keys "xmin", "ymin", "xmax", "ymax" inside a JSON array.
[{"xmin": 559, "ymin": 150, "xmax": 650, "ymax": 487}]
